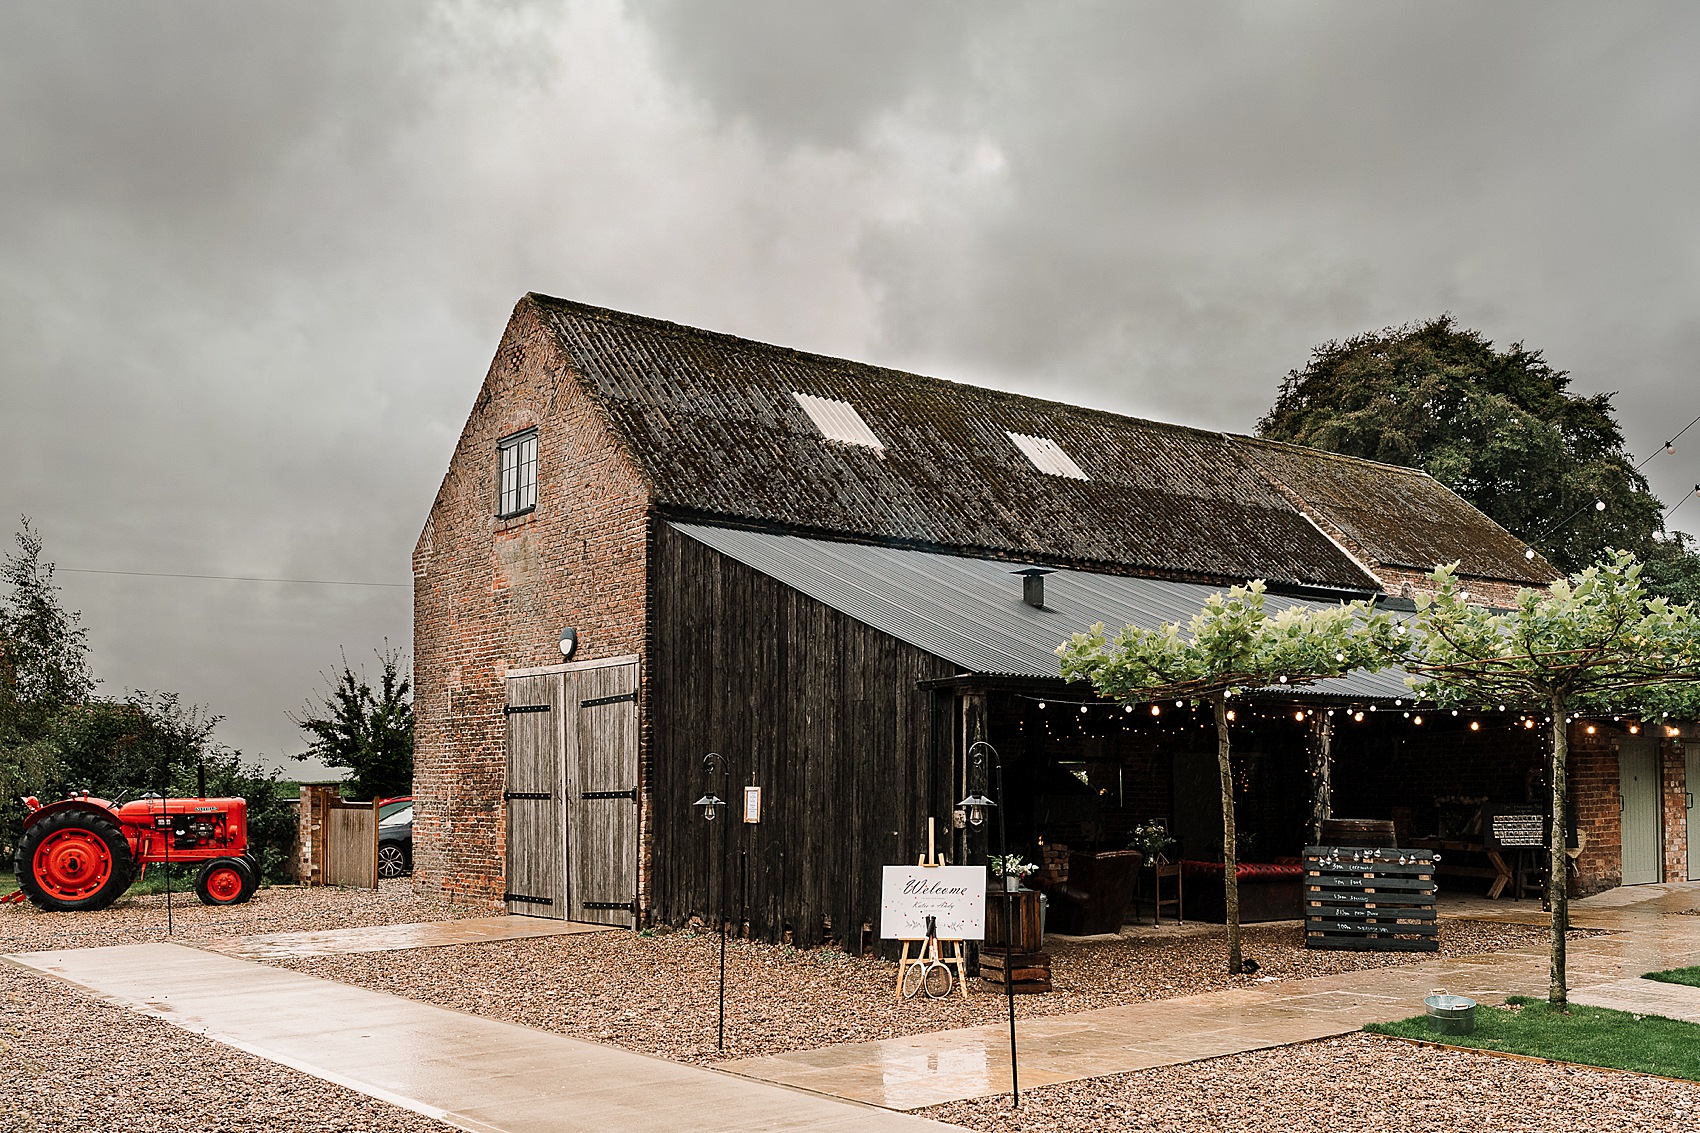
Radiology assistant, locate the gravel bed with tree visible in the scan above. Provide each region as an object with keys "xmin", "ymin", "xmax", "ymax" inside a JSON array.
[
  {"xmin": 920, "ymin": 1031, "xmax": 1700, "ymax": 1133},
  {"xmin": 280, "ymin": 917, "xmax": 1570, "ymax": 1065}
]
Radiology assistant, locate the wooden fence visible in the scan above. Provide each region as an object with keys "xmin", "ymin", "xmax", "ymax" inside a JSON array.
[{"xmin": 297, "ymin": 787, "xmax": 378, "ymax": 888}]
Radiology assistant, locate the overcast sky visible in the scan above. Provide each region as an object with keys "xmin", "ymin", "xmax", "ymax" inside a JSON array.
[{"xmin": 3, "ymin": 2, "xmax": 1697, "ymax": 776}]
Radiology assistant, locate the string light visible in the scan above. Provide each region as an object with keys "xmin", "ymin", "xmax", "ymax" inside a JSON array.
[
  {"xmin": 1413, "ymin": 715, "xmax": 1424, "ymax": 725},
  {"xmin": 1629, "ymin": 724, "xmax": 1640, "ymax": 734},
  {"xmin": 1353, "ymin": 711, "xmax": 1365, "ymax": 722},
  {"xmin": 1150, "ymin": 704, "xmax": 1161, "ymax": 716},
  {"xmin": 1294, "ymin": 711, "xmax": 1305, "ymax": 721},
  {"xmin": 1585, "ymin": 724, "xmax": 1596, "ymax": 735},
  {"xmin": 1226, "ymin": 710, "xmax": 1236, "ymax": 721},
  {"xmin": 1470, "ymin": 721, "xmax": 1480, "ymax": 731}
]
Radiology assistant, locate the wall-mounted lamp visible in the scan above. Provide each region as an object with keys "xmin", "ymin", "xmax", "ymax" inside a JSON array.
[{"xmin": 559, "ymin": 627, "xmax": 578, "ymax": 658}]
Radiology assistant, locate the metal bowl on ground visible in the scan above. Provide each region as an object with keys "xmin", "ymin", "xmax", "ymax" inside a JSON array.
[{"xmin": 1424, "ymin": 994, "xmax": 1477, "ymax": 1035}]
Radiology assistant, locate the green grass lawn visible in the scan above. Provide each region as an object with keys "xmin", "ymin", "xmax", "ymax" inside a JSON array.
[
  {"xmin": 1367, "ymin": 996, "xmax": 1700, "ymax": 1081},
  {"xmin": 0, "ymin": 871, "xmax": 16, "ymax": 896},
  {"xmin": 1644, "ymin": 966, "xmax": 1700, "ymax": 989}
]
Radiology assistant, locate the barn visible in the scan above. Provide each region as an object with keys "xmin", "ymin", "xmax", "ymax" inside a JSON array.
[{"xmin": 411, "ymin": 294, "xmax": 1696, "ymax": 943}]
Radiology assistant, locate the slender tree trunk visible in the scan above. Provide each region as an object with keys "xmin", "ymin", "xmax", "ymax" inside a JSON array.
[
  {"xmin": 1548, "ymin": 694, "xmax": 1569, "ymax": 1007},
  {"xmin": 1309, "ymin": 712, "xmax": 1333, "ymax": 846},
  {"xmin": 1214, "ymin": 692, "xmax": 1242, "ymax": 974}
]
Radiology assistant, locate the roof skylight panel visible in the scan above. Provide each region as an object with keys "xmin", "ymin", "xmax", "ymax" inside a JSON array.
[
  {"xmin": 791, "ymin": 392, "xmax": 884, "ymax": 449},
  {"xmin": 1007, "ymin": 432, "xmax": 1089, "ymax": 480}
]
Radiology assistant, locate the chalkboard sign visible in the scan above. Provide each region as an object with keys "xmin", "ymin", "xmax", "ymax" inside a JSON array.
[{"xmin": 1483, "ymin": 809, "xmax": 1546, "ymax": 850}]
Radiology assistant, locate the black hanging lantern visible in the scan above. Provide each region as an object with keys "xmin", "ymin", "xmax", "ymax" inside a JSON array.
[{"xmin": 957, "ymin": 791, "xmax": 996, "ymax": 828}]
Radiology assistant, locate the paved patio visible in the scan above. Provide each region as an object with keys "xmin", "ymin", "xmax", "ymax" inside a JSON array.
[
  {"xmin": 4, "ymin": 942, "xmax": 951, "ymax": 1133},
  {"xmin": 203, "ymin": 914, "xmax": 611, "ymax": 960},
  {"xmin": 717, "ymin": 881, "xmax": 1700, "ymax": 1109}
]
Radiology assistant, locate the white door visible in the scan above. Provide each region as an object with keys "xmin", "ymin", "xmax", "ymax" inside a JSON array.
[{"xmin": 1618, "ymin": 740, "xmax": 1661, "ymax": 886}]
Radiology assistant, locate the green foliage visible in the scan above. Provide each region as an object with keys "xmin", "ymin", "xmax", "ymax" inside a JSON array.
[
  {"xmin": 1406, "ymin": 551, "xmax": 1700, "ymax": 1003},
  {"xmin": 1057, "ymin": 581, "xmax": 1406, "ymax": 973},
  {"xmin": 293, "ymin": 647, "xmax": 414, "ymax": 800},
  {"xmin": 1406, "ymin": 552, "xmax": 1700, "ymax": 714},
  {"xmin": 0, "ymin": 518, "xmax": 95, "ymax": 741},
  {"xmin": 1258, "ymin": 316, "xmax": 1662, "ymax": 572},
  {"xmin": 0, "ymin": 520, "xmax": 295, "ymax": 881},
  {"xmin": 1366, "ymin": 997, "xmax": 1700, "ymax": 1081},
  {"xmin": 1643, "ymin": 531, "xmax": 1700, "ymax": 608},
  {"xmin": 1056, "ymin": 580, "xmax": 1405, "ymax": 699}
]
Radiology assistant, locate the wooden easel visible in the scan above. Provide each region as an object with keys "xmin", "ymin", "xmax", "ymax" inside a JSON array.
[{"xmin": 895, "ymin": 818, "xmax": 971, "ymax": 1000}]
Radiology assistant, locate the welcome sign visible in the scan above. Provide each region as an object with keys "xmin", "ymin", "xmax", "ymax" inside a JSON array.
[{"xmin": 879, "ymin": 865, "xmax": 987, "ymax": 940}]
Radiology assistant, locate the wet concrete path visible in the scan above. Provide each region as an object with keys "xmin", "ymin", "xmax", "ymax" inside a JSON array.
[
  {"xmin": 717, "ymin": 881, "xmax": 1700, "ymax": 1110},
  {"xmin": 203, "ymin": 914, "xmax": 611, "ymax": 961},
  {"xmin": 5, "ymin": 943, "xmax": 952, "ymax": 1133}
]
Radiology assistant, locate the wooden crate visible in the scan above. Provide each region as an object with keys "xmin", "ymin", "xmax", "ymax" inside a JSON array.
[
  {"xmin": 979, "ymin": 948, "xmax": 1052, "ymax": 993},
  {"xmin": 1304, "ymin": 846, "xmax": 1438, "ymax": 952}
]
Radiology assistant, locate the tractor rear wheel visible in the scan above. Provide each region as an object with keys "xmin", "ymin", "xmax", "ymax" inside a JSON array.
[
  {"xmin": 16, "ymin": 809, "xmax": 136, "ymax": 911},
  {"xmin": 195, "ymin": 857, "xmax": 256, "ymax": 906}
]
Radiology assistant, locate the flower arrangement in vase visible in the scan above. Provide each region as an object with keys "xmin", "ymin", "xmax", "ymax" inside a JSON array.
[{"xmin": 988, "ymin": 854, "xmax": 1037, "ymax": 892}]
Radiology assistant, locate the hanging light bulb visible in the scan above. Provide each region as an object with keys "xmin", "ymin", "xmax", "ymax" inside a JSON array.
[
  {"xmin": 1595, "ymin": 500, "xmax": 1606, "ymax": 512},
  {"xmin": 1038, "ymin": 701, "xmax": 1047, "ymax": 710},
  {"xmin": 1150, "ymin": 704, "xmax": 1161, "ymax": 716},
  {"xmin": 1294, "ymin": 710, "xmax": 1305, "ymax": 722},
  {"xmin": 1353, "ymin": 711, "xmax": 1365, "ymax": 722},
  {"xmin": 1080, "ymin": 705, "xmax": 1088, "ymax": 714},
  {"xmin": 1470, "ymin": 721, "xmax": 1480, "ymax": 731},
  {"xmin": 1413, "ymin": 715, "xmax": 1424, "ymax": 725},
  {"xmin": 1226, "ymin": 710, "xmax": 1236, "ymax": 721},
  {"xmin": 1124, "ymin": 705, "xmax": 1134, "ymax": 714}
]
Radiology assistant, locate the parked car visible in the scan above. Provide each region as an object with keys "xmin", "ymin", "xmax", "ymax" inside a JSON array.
[
  {"xmin": 378, "ymin": 802, "xmax": 413, "ymax": 878},
  {"xmin": 378, "ymin": 795, "xmax": 413, "ymax": 821}
]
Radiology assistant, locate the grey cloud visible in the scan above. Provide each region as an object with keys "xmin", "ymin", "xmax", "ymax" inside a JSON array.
[{"xmin": 3, "ymin": 1, "xmax": 1697, "ymax": 770}]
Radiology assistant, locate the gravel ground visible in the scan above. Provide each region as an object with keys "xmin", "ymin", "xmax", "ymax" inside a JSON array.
[
  {"xmin": 0, "ymin": 880, "xmax": 479, "ymax": 1133},
  {"xmin": 280, "ymin": 918, "xmax": 1571, "ymax": 1065},
  {"xmin": 921, "ymin": 1032, "xmax": 1700, "ymax": 1133},
  {"xmin": 0, "ymin": 878, "xmax": 482, "ymax": 954},
  {"xmin": 0, "ymin": 961, "xmax": 456, "ymax": 1133}
]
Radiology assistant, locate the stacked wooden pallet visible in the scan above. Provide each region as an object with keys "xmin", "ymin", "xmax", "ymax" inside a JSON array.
[
  {"xmin": 979, "ymin": 948, "xmax": 1053, "ymax": 993},
  {"xmin": 1303, "ymin": 846, "xmax": 1438, "ymax": 952}
]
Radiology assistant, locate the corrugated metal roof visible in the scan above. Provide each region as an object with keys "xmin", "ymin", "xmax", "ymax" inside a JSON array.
[{"xmin": 673, "ymin": 522, "xmax": 1416, "ymax": 701}]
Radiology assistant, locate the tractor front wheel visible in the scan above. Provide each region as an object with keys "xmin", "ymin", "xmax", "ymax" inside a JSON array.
[
  {"xmin": 16, "ymin": 809, "xmax": 136, "ymax": 911},
  {"xmin": 195, "ymin": 857, "xmax": 257, "ymax": 906}
]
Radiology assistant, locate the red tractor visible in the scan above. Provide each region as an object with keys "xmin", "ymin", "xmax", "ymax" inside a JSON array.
[{"xmin": 12, "ymin": 792, "xmax": 258, "ymax": 911}]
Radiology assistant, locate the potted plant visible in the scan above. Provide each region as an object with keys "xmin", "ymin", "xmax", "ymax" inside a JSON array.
[
  {"xmin": 988, "ymin": 853, "xmax": 1037, "ymax": 892},
  {"xmin": 1128, "ymin": 821, "xmax": 1176, "ymax": 867}
]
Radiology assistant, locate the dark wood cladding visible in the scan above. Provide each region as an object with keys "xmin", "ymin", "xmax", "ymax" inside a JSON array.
[{"xmin": 648, "ymin": 522, "xmax": 956, "ymax": 948}]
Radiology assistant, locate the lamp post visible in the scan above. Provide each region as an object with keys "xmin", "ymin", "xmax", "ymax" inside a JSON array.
[
  {"xmin": 694, "ymin": 752, "xmax": 729, "ymax": 1052},
  {"xmin": 959, "ymin": 739, "xmax": 1018, "ymax": 1107}
]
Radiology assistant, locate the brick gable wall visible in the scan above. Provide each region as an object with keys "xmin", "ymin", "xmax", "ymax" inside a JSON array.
[{"xmin": 413, "ymin": 303, "xmax": 652, "ymax": 907}]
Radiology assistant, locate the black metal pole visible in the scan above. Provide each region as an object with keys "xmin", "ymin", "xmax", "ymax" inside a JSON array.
[
  {"xmin": 718, "ymin": 798, "xmax": 728, "ymax": 1051},
  {"xmin": 993, "ymin": 750, "xmax": 1017, "ymax": 1106},
  {"xmin": 967, "ymin": 739, "xmax": 1018, "ymax": 1107}
]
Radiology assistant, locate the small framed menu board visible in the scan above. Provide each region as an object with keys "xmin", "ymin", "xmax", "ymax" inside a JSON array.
[{"xmin": 1482, "ymin": 808, "xmax": 1546, "ymax": 850}]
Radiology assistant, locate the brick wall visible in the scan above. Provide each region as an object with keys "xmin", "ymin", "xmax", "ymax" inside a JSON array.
[
  {"xmin": 1662, "ymin": 736, "xmax": 1688, "ymax": 883},
  {"xmin": 1373, "ymin": 565, "xmax": 1532, "ymax": 610},
  {"xmin": 413, "ymin": 301, "xmax": 652, "ymax": 908},
  {"xmin": 1568, "ymin": 727, "xmax": 1619, "ymax": 895}
]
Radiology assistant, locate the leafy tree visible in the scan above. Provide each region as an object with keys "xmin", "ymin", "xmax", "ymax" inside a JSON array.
[
  {"xmin": 1, "ymin": 519, "xmax": 95, "ymax": 859},
  {"xmin": 0, "ymin": 518, "xmax": 94, "ymax": 746},
  {"xmin": 1643, "ymin": 531, "xmax": 1700, "ymax": 608},
  {"xmin": 1258, "ymin": 317, "xmax": 1664, "ymax": 573},
  {"xmin": 1058, "ymin": 583, "xmax": 1404, "ymax": 973},
  {"xmin": 1405, "ymin": 553, "xmax": 1700, "ymax": 1005},
  {"xmin": 294, "ymin": 648, "xmax": 414, "ymax": 800}
]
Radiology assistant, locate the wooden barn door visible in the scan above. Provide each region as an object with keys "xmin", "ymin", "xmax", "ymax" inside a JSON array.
[
  {"xmin": 504, "ymin": 673, "xmax": 566, "ymax": 917},
  {"xmin": 1618, "ymin": 738, "xmax": 1662, "ymax": 886},
  {"xmin": 566, "ymin": 661, "xmax": 640, "ymax": 926}
]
